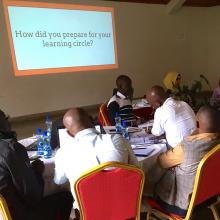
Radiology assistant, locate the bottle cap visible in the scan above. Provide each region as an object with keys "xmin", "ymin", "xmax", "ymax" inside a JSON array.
[
  {"xmin": 122, "ymin": 121, "xmax": 126, "ymax": 127},
  {"xmin": 43, "ymin": 131, "xmax": 48, "ymax": 137},
  {"xmin": 36, "ymin": 128, "xmax": 42, "ymax": 134},
  {"xmin": 46, "ymin": 115, "xmax": 52, "ymax": 122}
]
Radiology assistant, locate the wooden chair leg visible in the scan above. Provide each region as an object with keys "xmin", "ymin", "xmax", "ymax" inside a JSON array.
[
  {"xmin": 146, "ymin": 207, "xmax": 151, "ymax": 220},
  {"xmin": 146, "ymin": 209, "xmax": 159, "ymax": 220},
  {"xmin": 146, "ymin": 212, "xmax": 150, "ymax": 220},
  {"xmin": 209, "ymin": 204, "xmax": 220, "ymax": 220}
]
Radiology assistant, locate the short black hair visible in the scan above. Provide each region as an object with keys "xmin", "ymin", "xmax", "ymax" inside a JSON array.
[
  {"xmin": 198, "ymin": 105, "xmax": 220, "ymax": 133},
  {"xmin": 116, "ymin": 75, "xmax": 132, "ymax": 87}
]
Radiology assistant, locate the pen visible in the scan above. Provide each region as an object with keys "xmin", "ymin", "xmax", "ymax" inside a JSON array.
[
  {"xmin": 133, "ymin": 147, "xmax": 147, "ymax": 150},
  {"xmin": 135, "ymin": 154, "xmax": 148, "ymax": 157}
]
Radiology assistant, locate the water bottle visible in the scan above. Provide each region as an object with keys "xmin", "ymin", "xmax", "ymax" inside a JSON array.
[
  {"xmin": 45, "ymin": 115, "xmax": 52, "ymax": 137},
  {"xmin": 36, "ymin": 128, "xmax": 44, "ymax": 156},
  {"xmin": 115, "ymin": 112, "xmax": 122, "ymax": 133},
  {"xmin": 121, "ymin": 121, "xmax": 129, "ymax": 140},
  {"xmin": 43, "ymin": 131, "xmax": 52, "ymax": 159}
]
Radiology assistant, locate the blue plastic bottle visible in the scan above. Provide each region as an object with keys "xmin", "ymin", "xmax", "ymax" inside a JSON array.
[
  {"xmin": 43, "ymin": 131, "xmax": 52, "ymax": 159},
  {"xmin": 115, "ymin": 112, "xmax": 122, "ymax": 133},
  {"xmin": 36, "ymin": 128, "xmax": 44, "ymax": 156},
  {"xmin": 122, "ymin": 121, "xmax": 129, "ymax": 140},
  {"xmin": 45, "ymin": 115, "xmax": 52, "ymax": 137}
]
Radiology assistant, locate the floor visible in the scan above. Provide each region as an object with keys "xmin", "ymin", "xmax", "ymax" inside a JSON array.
[
  {"xmin": 70, "ymin": 207, "xmax": 218, "ymax": 220},
  {"xmin": 140, "ymin": 205, "xmax": 219, "ymax": 220}
]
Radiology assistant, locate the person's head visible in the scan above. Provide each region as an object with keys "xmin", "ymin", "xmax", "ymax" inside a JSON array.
[
  {"xmin": 63, "ymin": 108, "xmax": 94, "ymax": 137},
  {"xmin": 146, "ymin": 85, "xmax": 168, "ymax": 110},
  {"xmin": 196, "ymin": 105, "xmax": 220, "ymax": 134},
  {"xmin": 163, "ymin": 71, "xmax": 181, "ymax": 91},
  {"xmin": 116, "ymin": 75, "xmax": 133, "ymax": 99},
  {"xmin": 0, "ymin": 110, "xmax": 10, "ymax": 131}
]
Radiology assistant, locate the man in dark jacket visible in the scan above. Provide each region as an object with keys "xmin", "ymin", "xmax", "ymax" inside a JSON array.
[
  {"xmin": 107, "ymin": 75, "xmax": 136, "ymax": 126},
  {"xmin": 0, "ymin": 110, "xmax": 73, "ymax": 220}
]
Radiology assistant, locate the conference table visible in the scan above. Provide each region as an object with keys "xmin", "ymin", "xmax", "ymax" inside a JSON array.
[
  {"xmin": 24, "ymin": 125, "xmax": 167, "ymax": 217},
  {"xmin": 26, "ymin": 126, "xmax": 167, "ymax": 195}
]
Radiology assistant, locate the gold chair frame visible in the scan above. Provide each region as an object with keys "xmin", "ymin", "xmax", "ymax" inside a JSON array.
[
  {"xmin": 147, "ymin": 144, "xmax": 220, "ymax": 220},
  {"xmin": 0, "ymin": 194, "xmax": 12, "ymax": 220},
  {"xmin": 74, "ymin": 161, "xmax": 145, "ymax": 220}
]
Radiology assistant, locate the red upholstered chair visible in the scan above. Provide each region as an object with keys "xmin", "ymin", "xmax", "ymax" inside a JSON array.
[
  {"xmin": 0, "ymin": 194, "xmax": 12, "ymax": 220},
  {"xmin": 146, "ymin": 143, "xmax": 220, "ymax": 220},
  {"xmin": 74, "ymin": 162, "xmax": 145, "ymax": 220},
  {"xmin": 133, "ymin": 107, "xmax": 153, "ymax": 121},
  {"xmin": 98, "ymin": 103, "xmax": 111, "ymax": 126}
]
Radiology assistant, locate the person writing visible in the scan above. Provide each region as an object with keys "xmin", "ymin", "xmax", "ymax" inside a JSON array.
[
  {"xmin": 54, "ymin": 108, "xmax": 138, "ymax": 213},
  {"xmin": 146, "ymin": 85, "xmax": 196, "ymax": 148},
  {"xmin": 153, "ymin": 105, "xmax": 220, "ymax": 216}
]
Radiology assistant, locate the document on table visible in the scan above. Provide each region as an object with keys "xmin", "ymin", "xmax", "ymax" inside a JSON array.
[
  {"xmin": 129, "ymin": 132, "xmax": 165, "ymax": 145},
  {"xmin": 19, "ymin": 136, "xmax": 38, "ymax": 149},
  {"xmin": 133, "ymin": 147, "xmax": 155, "ymax": 157}
]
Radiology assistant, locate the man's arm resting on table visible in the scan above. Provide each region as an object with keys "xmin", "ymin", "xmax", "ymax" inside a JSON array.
[
  {"xmin": 54, "ymin": 149, "xmax": 68, "ymax": 185},
  {"xmin": 157, "ymin": 144, "xmax": 184, "ymax": 169},
  {"xmin": 151, "ymin": 109, "xmax": 165, "ymax": 136}
]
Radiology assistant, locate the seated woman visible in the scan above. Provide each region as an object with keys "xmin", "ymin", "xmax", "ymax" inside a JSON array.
[
  {"xmin": 163, "ymin": 71, "xmax": 181, "ymax": 96},
  {"xmin": 163, "ymin": 71, "xmax": 193, "ymax": 107}
]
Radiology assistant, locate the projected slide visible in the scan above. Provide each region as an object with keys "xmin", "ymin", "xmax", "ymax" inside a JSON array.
[{"xmin": 4, "ymin": 1, "xmax": 118, "ymax": 76}]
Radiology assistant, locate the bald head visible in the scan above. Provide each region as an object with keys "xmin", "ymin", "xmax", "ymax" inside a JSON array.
[
  {"xmin": 197, "ymin": 105, "xmax": 220, "ymax": 133},
  {"xmin": 116, "ymin": 75, "xmax": 133, "ymax": 98},
  {"xmin": 146, "ymin": 85, "xmax": 168, "ymax": 109},
  {"xmin": 63, "ymin": 108, "xmax": 94, "ymax": 136}
]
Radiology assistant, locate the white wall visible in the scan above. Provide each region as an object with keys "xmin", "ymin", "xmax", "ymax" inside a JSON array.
[
  {"xmin": 207, "ymin": 6, "xmax": 220, "ymax": 88},
  {"xmin": 0, "ymin": 0, "xmax": 213, "ymax": 117}
]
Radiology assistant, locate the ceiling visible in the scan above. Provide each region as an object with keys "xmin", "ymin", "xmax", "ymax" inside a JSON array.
[{"xmin": 109, "ymin": 0, "xmax": 220, "ymax": 7}]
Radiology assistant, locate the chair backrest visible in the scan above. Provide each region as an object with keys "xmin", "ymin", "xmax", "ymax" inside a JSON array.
[
  {"xmin": 185, "ymin": 143, "xmax": 220, "ymax": 220},
  {"xmin": 98, "ymin": 103, "xmax": 111, "ymax": 126},
  {"xmin": 74, "ymin": 162, "xmax": 145, "ymax": 220},
  {"xmin": 0, "ymin": 194, "xmax": 12, "ymax": 220}
]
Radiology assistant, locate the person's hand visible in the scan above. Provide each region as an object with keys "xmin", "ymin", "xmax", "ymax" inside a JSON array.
[
  {"xmin": 145, "ymin": 126, "xmax": 152, "ymax": 134},
  {"xmin": 31, "ymin": 159, "xmax": 45, "ymax": 175}
]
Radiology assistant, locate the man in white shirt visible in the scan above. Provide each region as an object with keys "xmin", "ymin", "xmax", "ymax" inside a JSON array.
[
  {"xmin": 146, "ymin": 85, "xmax": 196, "ymax": 148},
  {"xmin": 54, "ymin": 108, "xmax": 138, "ymax": 207}
]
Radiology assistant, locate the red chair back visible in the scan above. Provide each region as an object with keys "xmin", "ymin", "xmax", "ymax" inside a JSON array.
[
  {"xmin": 98, "ymin": 103, "xmax": 111, "ymax": 126},
  {"xmin": 133, "ymin": 107, "xmax": 153, "ymax": 121},
  {"xmin": 185, "ymin": 143, "xmax": 220, "ymax": 219},
  {"xmin": 74, "ymin": 162, "xmax": 144, "ymax": 220},
  {"xmin": 194, "ymin": 144, "xmax": 220, "ymax": 205}
]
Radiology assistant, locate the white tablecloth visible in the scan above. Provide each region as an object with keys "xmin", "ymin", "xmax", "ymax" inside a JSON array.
[{"xmin": 137, "ymin": 144, "xmax": 167, "ymax": 196}]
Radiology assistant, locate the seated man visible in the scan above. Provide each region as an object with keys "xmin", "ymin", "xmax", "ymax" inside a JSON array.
[
  {"xmin": 154, "ymin": 105, "xmax": 220, "ymax": 216},
  {"xmin": 54, "ymin": 108, "xmax": 138, "ymax": 208},
  {"xmin": 0, "ymin": 110, "xmax": 73, "ymax": 220},
  {"xmin": 107, "ymin": 75, "xmax": 136, "ymax": 126},
  {"xmin": 146, "ymin": 85, "xmax": 196, "ymax": 148}
]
